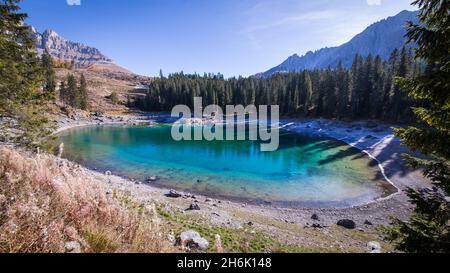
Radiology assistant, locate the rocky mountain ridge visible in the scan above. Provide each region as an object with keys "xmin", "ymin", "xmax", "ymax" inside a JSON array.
[
  {"xmin": 31, "ymin": 27, "xmax": 114, "ymax": 68},
  {"xmin": 258, "ymin": 10, "xmax": 419, "ymax": 77}
]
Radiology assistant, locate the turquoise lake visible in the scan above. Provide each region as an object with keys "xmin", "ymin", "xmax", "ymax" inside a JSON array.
[{"xmin": 57, "ymin": 125, "xmax": 397, "ymax": 208}]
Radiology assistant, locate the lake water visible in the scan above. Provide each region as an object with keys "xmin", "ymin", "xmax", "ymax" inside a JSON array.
[{"xmin": 57, "ymin": 125, "xmax": 397, "ymax": 208}]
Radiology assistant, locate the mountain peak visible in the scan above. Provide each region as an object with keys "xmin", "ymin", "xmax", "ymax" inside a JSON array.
[
  {"xmin": 42, "ymin": 29, "xmax": 59, "ymax": 37},
  {"xmin": 32, "ymin": 27, "xmax": 114, "ymax": 68},
  {"xmin": 259, "ymin": 10, "xmax": 419, "ymax": 77}
]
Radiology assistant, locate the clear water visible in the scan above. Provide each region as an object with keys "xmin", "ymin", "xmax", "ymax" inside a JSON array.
[{"xmin": 57, "ymin": 125, "xmax": 396, "ymax": 208}]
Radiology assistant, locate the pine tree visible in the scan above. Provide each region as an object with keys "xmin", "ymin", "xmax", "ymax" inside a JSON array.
[
  {"xmin": 392, "ymin": 47, "xmax": 413, "ymax": 121},
  {"xmin": 0, "ymin": 0, "xmax": 52, "ymax": 148},
  {"xmin": 41, "ymin": 50, "xmax": 56, "ymax": 100},
  {"xmin": 303, "ymin": 71, "xmax": 313, "ymax": 115},
  {"xmin": 383, "ymin": 0, "xmax": 450, "ymax": 253},
  {"xmin": 59, "ymin": 81, "xmax": 66, "ymax": 104},
  {"xmin": 78, "ymin": 73, "xmax": 88, "ymax": 110},
  {"xmin": 362, "ymin": 54, "xmax": 374, "ymax": 118},
  {"xmin": 66, "ymin": 74, "xmax": 78, "ymax": 108},
  {"xmin": 370, "ymin": 56, "xmax": 384, "ymax": 119},
  {"xmin": 336, "ymin": 62, "xmax": 350, "ymax": 118},
  {"xmin": 350, "ymin": 54, "xmax": 364, "ymax": 118}
]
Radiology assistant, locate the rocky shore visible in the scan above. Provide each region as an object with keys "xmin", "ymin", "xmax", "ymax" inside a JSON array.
[{"xmin": 53, "ymin": 111, "xmax": 156, "ymax": 134}]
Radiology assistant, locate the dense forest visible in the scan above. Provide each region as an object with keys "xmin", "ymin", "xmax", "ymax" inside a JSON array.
[{"xmin": 132, "ymin": 48, "xmax": 422, "ymax": 123}]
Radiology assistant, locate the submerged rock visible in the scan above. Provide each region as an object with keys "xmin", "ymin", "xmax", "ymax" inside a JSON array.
[
  {"xmin": 146, "ymin": 176, "xmax": 158, "ymax": 183},
  {"xmin": 176, "ymin": 230, "xmax": 209, "ymax": 251},
  {"xmin": 337, "ymin": 219, "xmax": 356, "ymax": 229}
]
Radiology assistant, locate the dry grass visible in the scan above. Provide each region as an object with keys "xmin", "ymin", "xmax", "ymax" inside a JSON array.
[{"xmin": 0, "ymin": 147, "xmax": 171, "ymax": 253}]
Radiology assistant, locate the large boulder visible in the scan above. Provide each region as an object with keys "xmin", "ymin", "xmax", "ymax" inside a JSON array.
[
  {"xmin": 337, "ymin": 219, "xmax": 356, "ymax": 229},
  {"xmin": 176, "ymin": 230, "xmax": 209, "ymax": 251}
]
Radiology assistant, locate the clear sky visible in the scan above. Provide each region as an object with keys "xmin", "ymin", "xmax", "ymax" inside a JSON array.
[{"xmin": 21, "ymin": 0, "xmax": 416, "ymax": 77}]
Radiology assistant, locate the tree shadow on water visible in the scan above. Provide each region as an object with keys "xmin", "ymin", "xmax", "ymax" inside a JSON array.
[{"xmin": 317, "ymin": 137, "xmax": 423, "ymax": 181}]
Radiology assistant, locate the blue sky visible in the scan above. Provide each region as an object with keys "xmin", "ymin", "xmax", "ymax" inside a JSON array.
[{"xmin": 21, "ymin": 0, "xmax": 416, "ymax": 77}]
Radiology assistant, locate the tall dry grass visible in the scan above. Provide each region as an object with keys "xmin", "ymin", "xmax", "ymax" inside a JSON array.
[{"xmin": 0, "ymin": 147, "xmax": 171, "ymax": 253}]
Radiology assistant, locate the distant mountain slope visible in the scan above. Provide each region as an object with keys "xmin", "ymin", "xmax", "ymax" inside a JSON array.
[{"xmin": 258, "ymin": 10, "xmax": 419, "ymax": 77}]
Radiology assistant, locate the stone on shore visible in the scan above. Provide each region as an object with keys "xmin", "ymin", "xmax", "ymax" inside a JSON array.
[
  {"xmin": 187, "ymin": 203, "xmax": 201, "ymax": 211},
  {"xmin": 166, "ymin": 190, "xmax": 182, "ymax": 198},
  {"xmin": 337, "ymin": 219, "xmax": 356, "ymax": 229},
  {"xmin": 64, "ymin": 241, "xmax": 81, "ymax": 253},
  {"xmin": 176, "ymin": 230, "xmax": 209, "ymax": 251},
  {"xmin": 368, "ymin": 241, "xmax": 381, "ymax": 253}
]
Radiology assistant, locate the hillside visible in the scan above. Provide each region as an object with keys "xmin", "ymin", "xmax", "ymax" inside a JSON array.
[{"xmin": 29, "ymin": 27, "xmax": 152, "ymax": 113}]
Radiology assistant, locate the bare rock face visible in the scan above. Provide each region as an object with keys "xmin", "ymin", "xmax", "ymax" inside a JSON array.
[{"xmin": 30, "ymin": 27, "xmax": 113, "ymax": 68}]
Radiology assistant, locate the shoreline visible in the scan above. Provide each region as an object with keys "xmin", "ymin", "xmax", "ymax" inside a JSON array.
[
  {"xmin": 54, "ymin": 114, "xmax": 430, "ymax": 227},
  {"xmin": 55, "ymin": 117, "xmax": 398, "ymax": 208},
  {"xmin": 285, "ymin": 120, "xmax": 402, "ymax": 204}
]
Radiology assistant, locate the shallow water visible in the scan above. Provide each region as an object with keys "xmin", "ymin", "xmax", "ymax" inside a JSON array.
[{"xmin": 57, "ymin": 125, "xmax": 397, "ymax": 208}]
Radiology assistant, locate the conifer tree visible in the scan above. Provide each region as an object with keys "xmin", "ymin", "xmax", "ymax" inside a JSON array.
[
  {"xmin": 59, "ymin": 81, "xmax": 66, "ymax": 104},
  {"xmin": 370, "ymin": 56, "xmax": 384, "ymax": 119},
  {"xmin": 303, "ymin": 71, "xmax": 313, "ymax": 115},
  {"xmin": 383, "ymin": 0, "xmax": 450, "ymax": 253},
  {"xmin": 41, "ymin": 50, "xmax": 56, "ymax": 100},
  {"xmin": 78, "ymin": 73, "xmax": 88, "ymax": 110},
  {"xmin": 66, "ymin": 74, "xmax": 78, "ymax": 107},
  {"xmin": 336, "ymin": 62, "xmax": 350, "ymax": 118},
  {"xmin": 0, "ymin": 0, "xmax": 52, "ymax": 148}
]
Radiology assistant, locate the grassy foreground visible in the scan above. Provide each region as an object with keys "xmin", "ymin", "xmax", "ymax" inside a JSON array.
[{"xmin": 0, "ymin": 147, "xmax": 172, "ymax": 253}]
